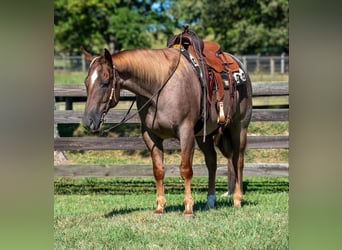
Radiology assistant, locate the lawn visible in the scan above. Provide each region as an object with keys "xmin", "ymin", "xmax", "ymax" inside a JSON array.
[{"xmin": 54, "ymin": 176, "xmax": 288, "ymax": 249}]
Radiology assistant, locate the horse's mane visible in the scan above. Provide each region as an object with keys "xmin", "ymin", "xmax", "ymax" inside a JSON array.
[{"xmin": 112, "ymin": 48, "xmax": 181, "ymax": 86}]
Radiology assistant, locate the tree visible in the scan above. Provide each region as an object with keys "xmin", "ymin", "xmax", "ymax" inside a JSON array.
[
  {"xmin": 54, "ymin": 0, "xmax": 289, "ymax": 55},
  {"xmin": 54, "ymin": 0, "xmax": 173, "ymax": 55},
  {"xmin": 166, "ymin": 0, "xmax": 288, "ymax": 55},
  {"xmin": 200, "ymin": 0, "xmax": 288, "ymax": 55}
]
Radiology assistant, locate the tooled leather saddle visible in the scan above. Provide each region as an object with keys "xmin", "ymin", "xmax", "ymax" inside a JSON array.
[{"xmin": 167, "ymin": 25, "xmax": 246, "ymax": 126}]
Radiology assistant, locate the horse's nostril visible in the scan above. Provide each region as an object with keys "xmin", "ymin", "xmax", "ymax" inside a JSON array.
[
  {"xmin": 82, "ymin": 118, "xmax": 93, "ymax": 131},
  {"xmin": 90, "ymin": 120, "xmax": 95, "ymax": 130}
]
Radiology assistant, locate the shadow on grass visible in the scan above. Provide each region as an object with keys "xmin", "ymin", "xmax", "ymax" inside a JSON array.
[
  {"xmin": 104, "ymin": 197, "xmax": 258, "ymax": 218},
  {"xmin": 243, "ymin": 179, "xmax": 289, "ymax": 193}
]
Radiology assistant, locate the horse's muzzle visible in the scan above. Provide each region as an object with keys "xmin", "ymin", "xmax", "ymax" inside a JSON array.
[
  {"xmin": 82, "ymin": 118, "xmax": 97, "ymax": 132},
  {"xmin": 82, "ymin": 117, "xmax": 100, "ymax": 133},
  {"xmin": 82, "ymin": 112, "xmax": 106, "ymax": 133}
]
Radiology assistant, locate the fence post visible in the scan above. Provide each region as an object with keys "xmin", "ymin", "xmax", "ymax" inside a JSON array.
[
  {"xmin": 280, "ymin": 52, "xmax": 285, "ymax": 74},
  {"xmin": 256, "ymin": 53, "xmax": 260, "ymax": 73},
  {"xmin": 270, "ymin": 57, "xmax": 275, "ymax": 76},
  {"xmin": 54, "ymin": 99, "xmax": 58, "ymax": 138},
  {"xmin": 62, "ymin": 55, "xmax": 66, "ymax": 72},
  {"xmin": 82, "ymin": 53, "xmax": 86, "ymax": 72},
  {"xmin": 65, "ymin": 97, "xmax": 73, "ymax": 110},
  {"xmin": 242, "ymin": 56, "xmax": 247, "ymax": 71}
]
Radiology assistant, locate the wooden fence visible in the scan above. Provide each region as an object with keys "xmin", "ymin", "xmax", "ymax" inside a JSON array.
[
  {"xmin": 55, "ymin": 54, "xmax": 289, "ymax": 75},
  {"xmin": 54, "ymin": 81, "xmax": 289, "ymax": 177}
]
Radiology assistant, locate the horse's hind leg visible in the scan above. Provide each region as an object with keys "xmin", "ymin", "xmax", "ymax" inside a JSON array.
[
  {"xmin": 142, "ymin": 128, "xmax": 166, "ymax": 214},
  {"xmin": 216, "ymin": 126, "xmax": 246, "ymax": 207},
  {"xmin": 230, "ymin": 125, "xmax": 248, "ymax": 208},
  {"xmin": 196, "ymin": 135, "xmax": 217, "ymax": 209}
]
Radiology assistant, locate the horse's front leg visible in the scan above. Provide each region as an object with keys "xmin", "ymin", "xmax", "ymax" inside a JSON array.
[
  {"xmin": 179, "ymin": 130, "xmax": 195, "ymax": 216},
  {"xmin": 142, "ymin": 128, "xmax": 166, "ymax": 214}
]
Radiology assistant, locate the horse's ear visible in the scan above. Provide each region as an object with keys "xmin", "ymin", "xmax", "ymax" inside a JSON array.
[
  {"xmin": 81, "ymin": 47, "xmax": 93, "ymax": 62},
  {"xmin": 104, "ymin": 48, "xmax": 113, "ymax": 66}
]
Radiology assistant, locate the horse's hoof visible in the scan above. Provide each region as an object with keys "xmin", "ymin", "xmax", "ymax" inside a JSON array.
[
  {"xmin": 205, "ymin": 204, "xmax": 215, "ymax": 210},
  {"xmin": 154, "ymin": 208, "xmax": 164, "ymax": 215},
  {"xmin": 233, "ymin": 200, "xmax": 242, "ymax": 208},
  {"xmin": 154, "ymin": 211, "xmax": 164, "ymax": 215},
  {"xmin": 206, "ymin": 194, "xmax": 216, "ymax": 209},
  {"xmin": 183, "ymin": 213, "xmax": 194, "ymax": 219}
]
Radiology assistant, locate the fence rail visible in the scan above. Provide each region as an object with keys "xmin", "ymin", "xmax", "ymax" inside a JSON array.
[
  {"xmin": 54, "ymin": 54, "xmax": 289, "ymax": 75},
  {"xmin": 54, "ymin": 81, "xmax": 288, "ymax": 97},
  {"xmin": 54, "ymin": 81, "xmax": 289, "ymax": 177},
  {"xmin": 54, "ymin": 109, "xmax": 288, "ymax": 124}
]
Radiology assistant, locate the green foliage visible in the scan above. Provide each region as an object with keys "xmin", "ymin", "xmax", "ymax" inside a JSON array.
[
  {"xmin": 54, "ymin": 0, "xmax": 288, "ymax": 55},
  {"xmin": 199, "ymin": 0, "xmax": 289, "ymax": 54},
  {"xmin": 54, "ymin": 0, "xmax": 173, "ymax": 55}
]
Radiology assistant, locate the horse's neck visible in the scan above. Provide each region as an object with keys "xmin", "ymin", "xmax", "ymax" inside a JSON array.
[{"xmin": 113, "ymin": 49, "xmax": 176, "ymax": 98}]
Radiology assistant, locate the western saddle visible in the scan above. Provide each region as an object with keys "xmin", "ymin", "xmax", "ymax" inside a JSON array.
[{"xmin": 167, "ymin": 25, "xmax": 241, "ymax": 126}]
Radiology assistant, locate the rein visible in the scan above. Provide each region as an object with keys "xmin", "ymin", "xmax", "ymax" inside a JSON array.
[{"xmin": 100, "ymin": 48, "xmax": 182, "ymax": 135}]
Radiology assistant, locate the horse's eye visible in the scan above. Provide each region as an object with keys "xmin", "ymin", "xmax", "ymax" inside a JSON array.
[{"xmin": 101, "ymin": 80, "xmax": 110, "ymax": 88}]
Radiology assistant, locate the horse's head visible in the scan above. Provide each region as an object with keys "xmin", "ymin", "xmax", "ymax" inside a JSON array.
[{"xmin": 82, "ymin": 48, "xmax": 120, "ymax": 132}]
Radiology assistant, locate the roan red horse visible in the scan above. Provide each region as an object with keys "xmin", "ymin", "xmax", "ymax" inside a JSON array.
[{"xmin": 82, "ymin": 30, "xmax": 252, "ymax": 217}]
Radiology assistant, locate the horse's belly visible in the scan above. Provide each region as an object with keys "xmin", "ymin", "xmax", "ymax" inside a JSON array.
[
  {"xmin": 142, "ymin": 114, "xmax": 178, "ymax": 139},
  {"xmin": 143, "ymin": 108, "xmax": 201, "ymax": 139}
]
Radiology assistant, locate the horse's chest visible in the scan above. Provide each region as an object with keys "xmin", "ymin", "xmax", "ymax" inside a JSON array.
[{"xmin": 143, "ymin": 112, "xmax": 179, "ymax": 138}]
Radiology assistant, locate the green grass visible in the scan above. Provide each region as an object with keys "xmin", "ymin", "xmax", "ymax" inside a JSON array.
[
  {"xmin": 54, "ymin": 71, "xmax": 86, "ymax": 84},
  {"xmin": 54, "ymin": 176, "xmax": 288, "ymax": 249},
  {"xmin": 249, "ymin": 72, "xmax": 288, "ymax": 82}
]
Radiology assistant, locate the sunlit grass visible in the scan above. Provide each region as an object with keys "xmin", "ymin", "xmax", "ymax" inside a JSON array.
[
  {"xmin": 54, "ymin": 176, "xmax": 289, "ymax": 249},
  {"xmin": 54, "ymin": 71, "xmax": 86, "ymax": 84}
]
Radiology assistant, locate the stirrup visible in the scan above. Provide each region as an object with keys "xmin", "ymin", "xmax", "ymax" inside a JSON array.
[{"xmin": 217, "ymin": 101, "xmax": 225, "ymax": 125}]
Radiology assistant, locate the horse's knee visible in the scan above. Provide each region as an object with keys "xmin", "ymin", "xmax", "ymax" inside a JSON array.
[
  {"xmin": 179, "ymin": 165, "xmax": 193, "ymax": 179},
  {"xmin": 153, "ymin": 167, "xmax": 164, "ymax": 180}
]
